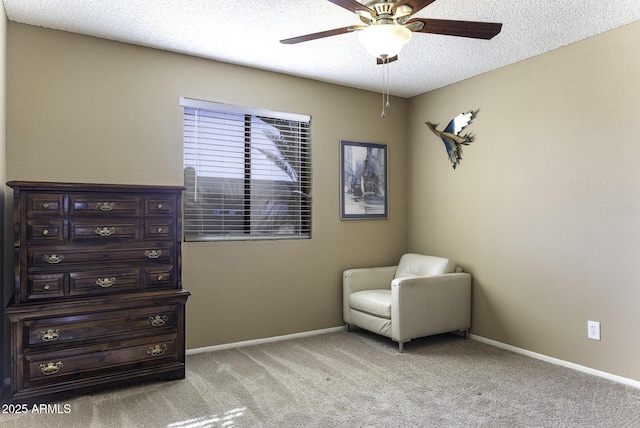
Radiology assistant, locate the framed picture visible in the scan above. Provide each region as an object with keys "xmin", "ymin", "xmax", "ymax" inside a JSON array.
[{"xmin": 340, "ymin": 140, "xmax": 388, "ymax": 220}]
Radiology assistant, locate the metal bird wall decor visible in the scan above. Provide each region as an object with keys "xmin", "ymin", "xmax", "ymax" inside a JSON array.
[{"xmin": 425, "ymin": 110, "xmax": 478, "ymax": 169}]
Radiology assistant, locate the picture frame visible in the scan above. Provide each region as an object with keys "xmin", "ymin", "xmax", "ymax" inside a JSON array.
[{"xmin": 340, "ymin": 140, "xmax": 388, "ymax": 220}]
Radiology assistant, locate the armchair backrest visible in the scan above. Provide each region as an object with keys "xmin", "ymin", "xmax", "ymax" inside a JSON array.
[{"xmin": 395, "ymin": 253, "xmax": 456, "ymax": 278}]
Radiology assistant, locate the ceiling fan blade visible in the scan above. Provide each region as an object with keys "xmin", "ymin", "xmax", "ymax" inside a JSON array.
[
  {"xmin": 280, "ymin": 26, "xmax": 358, "ymax": 44},
  {"xmin": 393, "ymin": 0, "xmax": 437, "ymax": 16},
  {"xmin": 328, "ymin": 0, "xmax": 374, "ymax": 15},
  {"xmin": 377, "ymin": 55, "xmax": 398, "ymax": 65},
  {"xmin": 408, "ymin": 18, "xmax": 502, "ymax": 39}
]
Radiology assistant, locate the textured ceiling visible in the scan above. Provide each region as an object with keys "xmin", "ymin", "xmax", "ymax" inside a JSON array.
[{"xmin": 4, "ymin": 0, "xmax": 640, "ymax": 98}]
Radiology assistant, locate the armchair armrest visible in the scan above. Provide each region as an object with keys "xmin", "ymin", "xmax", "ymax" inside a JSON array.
[
  {"xmin": 343, "ymin": 266, "xmax": 397, "ymax": 323},
  {"xmin": 344, "ymin": 266, "xmax": 397, "ymax": 294},
  {"xmin": 391, "ymin": 272, "xmax": 471, "ymax": 343}
]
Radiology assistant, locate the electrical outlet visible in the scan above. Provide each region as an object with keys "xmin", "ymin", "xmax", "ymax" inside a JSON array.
[{"xmin": 588, "ymin": 321, "xmax": 601, "ymax": 341}]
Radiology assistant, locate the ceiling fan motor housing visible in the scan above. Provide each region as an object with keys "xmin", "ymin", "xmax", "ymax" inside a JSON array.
[
  {"xmin": 371, "ymin": 2, "xmax": 394, "ymax": 17},
  {"xmin": 362, "ymin": 1, "xmax": 413, "ymax": 24}
]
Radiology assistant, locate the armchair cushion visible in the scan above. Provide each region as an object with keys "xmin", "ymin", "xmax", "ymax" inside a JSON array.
[{"xmin": 349, "ymin": 290, "xmax": 391, "ymax": 319}]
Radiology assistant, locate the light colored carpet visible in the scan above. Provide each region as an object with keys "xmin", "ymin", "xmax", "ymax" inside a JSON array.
[{"xmin": 3, "ymin": 330, "xmax": 640, "ymax": 427}]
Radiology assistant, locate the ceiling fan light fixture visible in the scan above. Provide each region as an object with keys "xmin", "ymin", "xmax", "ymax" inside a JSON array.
[{"xmin": 357, "ymin": 24, "xmax": 412, "ymax": 59}]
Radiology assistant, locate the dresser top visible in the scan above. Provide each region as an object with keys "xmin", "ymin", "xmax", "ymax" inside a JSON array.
[{"xmin": 7, "ymin": 181, "xmax": 185, "ymax": 193}]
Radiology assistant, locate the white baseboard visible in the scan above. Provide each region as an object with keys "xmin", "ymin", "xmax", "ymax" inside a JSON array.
[
  {"xmin": 470, "ymin": 334, "xmax": 640, "ymax": 389},
  {"xmin": 186, "ymin": 326, "xmax": 345, "ymax": 355}
]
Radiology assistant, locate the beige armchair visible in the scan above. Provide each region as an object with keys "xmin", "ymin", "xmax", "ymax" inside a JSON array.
[{"xmin": 343, "ymin": 253, "xmax": 471, "ymax": 352}]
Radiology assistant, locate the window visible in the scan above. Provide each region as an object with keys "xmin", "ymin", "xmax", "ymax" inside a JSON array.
[{"xmin": 180, "ymin": 98, "xmax": 311, "ymax": 241}]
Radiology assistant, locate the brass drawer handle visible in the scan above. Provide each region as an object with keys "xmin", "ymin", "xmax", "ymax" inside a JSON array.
[
  {"xmin": 38, "ymin": 329, "xmax": 61, "ymax": 342},
  {"xmin": 97, "ymin": 201, "xmax": 115, "ymax": 212},
  {"xmin": 144, "ymin": 249, "xmax": 162, "ymax": 259},
  {"xmin": 39, "ymin": 361, "xmax": 63, "ymax": 375},
  {"xmin": 148, "ymin": 315, "xmax": 168, "ymax": 327},
  {"xmin": 95, "ymin": 226, "xmax": 116, "ymax": 236},
  {"xmin": 156, "ymin": 227, "xmax": 163, "ymax": 233},
  {"xmin": 96, "ymin": 277, "xmax": 117, "ymax": 288},
  {"xmin": 147, "ymin": 344, "xmax": 168, "ymax": 357},
  {"xmin": 43, "ymin": 254, "xmax": 64, "ymax": 264},
  {"xmin": 42, "ymin": 229, "xmax": 49, "ymax": 236},
  {"xmin": 157, "ymin": 274, "xmax": 164, "ymax": 281},
  {"xmin": 42, "ymin": 203, "xmax": 50, "ymax": 209},
  {"xmin": 157, "ymin": 204, "xmax": 163, "ymax": 209},
  {"xmin": 43, "ymin": 284, "xmax": 51, "ymax": 290}
]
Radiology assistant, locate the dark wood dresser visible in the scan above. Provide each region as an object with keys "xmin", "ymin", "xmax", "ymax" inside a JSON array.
[{"xmin": 5, "ymin": 181, "xmax": 190, "ymax": 403}]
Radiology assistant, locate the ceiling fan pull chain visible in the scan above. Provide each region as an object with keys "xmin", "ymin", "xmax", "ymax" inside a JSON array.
[
  {"xmin": 381, "ymin": 57, "xmax": 390, "ymax": 118},
  {"xmin": 385, "ymin": 58, "xmax": 391, "ymax": 110},
  {"xmin": 381, "ymin": 58, "xmax": 385, "ymax": 118}
]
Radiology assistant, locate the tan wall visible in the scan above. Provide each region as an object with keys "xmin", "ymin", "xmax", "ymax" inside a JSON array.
[
  {"xmin": 5, "ymin": 23, "xmax": 408, "ymax": 349},
  {"xmin": 407, "ymin": 21, "xmax": 640, "ymax": 381}
]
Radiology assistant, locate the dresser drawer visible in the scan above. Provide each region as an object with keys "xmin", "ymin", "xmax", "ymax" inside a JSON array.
[
  {"xmin": 26, "ymin": 194, "xmax": 65, "ymax": 218},
  {"xmin": 144, "ymin": 196, "xmax": 176, "ymax": 216},
  {"xmin": 69, "ymin": 268, "xmax": 141, "ymax": 296},
  {"xmin": 144, "ymin": 266, "xmax": 175, "ymax": 289},
  {"xmin": 27, "ymin": 273, "xmax": 66, "ymax": 300},
  {"xmin": 69, "ymin": 194, "xmax": 141, "ymax": 217},
  {"xmin": 28, "ymin": 243, "xmax": 174, "ymax": 268},
  {"xmin": 24, "ymin": 334, "xmax": 179, "ymax": 385},
  {"xmin": 69, "ymin": 219, "xmax": 141, "ymax": 242},
  {"xmin": 143, "ymin": 219, "xmax": 174, "ymax": 240},
  {"xmin": 26, "ymin": 304, "xmax": 180, "ymax": 347},
  {"xmin": 27, "ymin": 219, "xmax": 66, "ymax": 245}
]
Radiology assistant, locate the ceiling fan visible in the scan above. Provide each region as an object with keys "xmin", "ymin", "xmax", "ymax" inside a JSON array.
[{"xmin": 280, "ymin": 0, "xmax": 503, "ymax": 64}]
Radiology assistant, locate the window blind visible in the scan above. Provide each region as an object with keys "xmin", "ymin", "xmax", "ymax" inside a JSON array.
[{"xmin": 180, "ymin": 98, "xmax": 311, "ymax": 241}]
